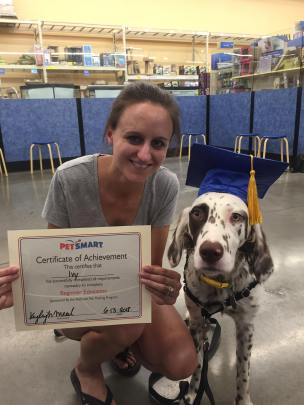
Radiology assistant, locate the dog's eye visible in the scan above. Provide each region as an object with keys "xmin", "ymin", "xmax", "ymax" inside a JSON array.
[
  {"xmin": 190, "ymin": 207, "xmax": 205, "ymax": 221},
  {"xmin": 231, "ymin": 213, "xmax": 244, "ymax": 223}
]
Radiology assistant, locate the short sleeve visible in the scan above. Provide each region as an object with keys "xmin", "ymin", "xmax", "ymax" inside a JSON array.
[
  {"xmin": 150, "ymin": 168, "xmax": 179, "ymax": 227},
  {"xmin": 41, "ymin": 170, "xmax": 70, "ymax": 227}
]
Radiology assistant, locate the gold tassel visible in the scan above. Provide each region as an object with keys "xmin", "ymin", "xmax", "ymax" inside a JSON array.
[{"xmin": 247, "ymin": 155, "xmax": 263, "ymax": 225}]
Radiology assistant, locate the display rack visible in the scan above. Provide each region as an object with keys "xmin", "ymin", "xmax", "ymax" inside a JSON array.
[
  {"xmin": 0, "ymin": 18, "xmax": 46, "ymax": 89},
  {"xmin": 212, "ymin": 29, "xmax": 304, "ymax": 93},
  {"xmin": 123, "ymin": 27, "xmax": 209, "ymax": 94},
  {"xmin": 0, "ymin": 18, "xmax": 274, "ymax": 97},
  {"xmin": 0, "ymin": 18, "xmax": 127, "ymax": 93}
]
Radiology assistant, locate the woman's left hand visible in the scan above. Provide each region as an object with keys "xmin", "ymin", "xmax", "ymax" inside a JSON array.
[{"xmin": 140, "ymin": 265, "xmax": 182, "ymax": 305}]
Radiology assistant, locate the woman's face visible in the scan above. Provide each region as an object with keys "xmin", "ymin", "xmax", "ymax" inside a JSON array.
[{"xmin": 106, "ymin": 101, "xmax": 173, "ymax": 183}]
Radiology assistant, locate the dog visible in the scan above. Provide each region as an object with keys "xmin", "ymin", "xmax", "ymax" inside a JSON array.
[{"xmin": 168, "ymin": 191, "xmax": 274, "ymax": 405}]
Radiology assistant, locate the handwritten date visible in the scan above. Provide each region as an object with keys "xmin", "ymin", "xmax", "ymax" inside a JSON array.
[{"xmin": 103, "ymin": 306, "xmax": 131, "ymax": 314}]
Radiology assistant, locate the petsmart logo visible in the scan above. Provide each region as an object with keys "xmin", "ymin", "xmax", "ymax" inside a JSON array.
[{"xmin": 59, "ymin": 239, "xmax": 104, "ymax": 250}]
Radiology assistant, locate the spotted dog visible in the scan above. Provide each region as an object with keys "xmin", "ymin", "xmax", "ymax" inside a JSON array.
[{"xmin": 168, "ymin": 192, "xmax": 274, "ymax": 405}]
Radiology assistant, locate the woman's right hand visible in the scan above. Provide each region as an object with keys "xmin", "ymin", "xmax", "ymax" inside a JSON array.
[{"xmin": 0, "ymin": 266, "xmax": 19, "ymax": 310}]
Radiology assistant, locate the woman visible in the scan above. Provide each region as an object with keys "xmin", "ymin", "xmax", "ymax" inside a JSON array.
[{"xmin": 1, "ymin": 82, "xmax": 197, "ymax": 405}]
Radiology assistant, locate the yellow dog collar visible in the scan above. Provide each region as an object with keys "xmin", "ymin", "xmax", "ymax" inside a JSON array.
[{"xmin": 200, "ymin": 275, "xmax": 230, "ymax": 289}]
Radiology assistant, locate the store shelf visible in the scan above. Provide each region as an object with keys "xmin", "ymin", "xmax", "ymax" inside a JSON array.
[
  {"xmin": 0, "ymin": 18, "xmax": 41, "ymax": 31},
  {"xmin": 0, "ymin": 18, "xmax": 268, "ymax": 92},
  {"xmin": 45, "ymin": 65, "xmax": 124, "ymax": 71},
  {"xmin": 0, "ymin": 64, "xmax": 43, "ymax": 70},
  {"xmin": 126, "ymin": 27, "xmax": 208, "ymax": 42},
  {"xmin": 0, "ymin": 18, "xmax": 124, "ymax": 37},
  {"xmin": 41, "ymin": 21, "xmax": 124, "ymax": 37},
  {"xmin": 209, "ymin": 32, "xmax": 258, "ymax": 44},
  {"xmin": 127, "ymin": 74, "xmax": 199, "ymax": 81},
  {"xmin": 125, "ymin": 27, "xmax": 260, "ymax": 44},
  {"xmin": 232, "ymin": 66, "xmax": 303, "ymax": 80}
]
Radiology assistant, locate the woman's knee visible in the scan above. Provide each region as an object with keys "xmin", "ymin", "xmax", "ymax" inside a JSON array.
[
  {"xmin": 88, "ymin": 324, "xmax": 145, "ymax": 348},
  {"xmin": 63, "ymin": 323, "xmax": 145, "ymax": 351}
]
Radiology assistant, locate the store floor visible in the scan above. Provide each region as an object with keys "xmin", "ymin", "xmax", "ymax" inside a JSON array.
[{"xmin": 1, "ymin": 157, "xmax": 304, "ymax": 405}]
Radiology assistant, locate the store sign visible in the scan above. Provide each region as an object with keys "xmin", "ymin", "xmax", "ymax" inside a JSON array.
[{"xmin": 219, "ymin": 41, "xmax": 234, "ymax": 49}]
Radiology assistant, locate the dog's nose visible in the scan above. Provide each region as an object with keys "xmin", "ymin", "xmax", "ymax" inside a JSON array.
[{"xmin": 199, "ymin": 241, "xmax": 224, "ymax": 263}]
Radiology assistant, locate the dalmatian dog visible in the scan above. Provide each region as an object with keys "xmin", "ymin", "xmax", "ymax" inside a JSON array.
[{"xmin": 168, "ymin": 192, "xmax": 274, "ymax": 405}]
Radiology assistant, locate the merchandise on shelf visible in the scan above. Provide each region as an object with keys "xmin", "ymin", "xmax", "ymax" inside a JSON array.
[
  {"xmin": 114, "ymin": 54, "xmax": 126, "ymax": 68},
  {"xmin": 100, "ymin": 53, "xmax": 115, "ymax": 67},
  {"xmin": 211, "ymin": 53, "xmax": 233, "ymax": 70},
  {"xmin": 65, "ymin": 47, "xmax": 83, "ymax": 65},
  {"xmin": 256, "ymin": 55, "xmax": 272, "ymax": 73},
  {"xmin": 43, "ymin": 50, "xmax": 51, "ymax": 65},
  {"xmin": 47, "ymin": 46, "xmax": 59, "ymax": 63},
  {"xmin": 273, "ymin": 49, "xmax": 301, "ymax": 71},
  {"xmin": 288, "ymin": 21, "xmax": 304, "ymax": 48},
  {"xmin": 0, "ymin": 0, "xmax": 16, "ymax": 17},
  {"xmin": 162, "ymin": 65, "xmax": 171, "ymax": 75},
  {"xmin": 198, "ymin": 71, "xmax": 210, "ymax": 95},
  {"xmin": 34, "ymin": 44, "xmax": 43, "ymax": 66},
  {"xmin": 17, "ymin": 54, "xmax": 36, "ymax": 65},
  {"xmin": 153, "ymin": 64, "xmax": 163, "ymax": 75},
  {"xmin": 127, "ymin": 60, "xmax": 140, "ymax": 74},
  {"xmin": 232, "ymin": 46, "xmax": 256, "ymax": 76},
  {"xmin": 83, "ymin": 45, "xmax": 93, "ymax": 67},
  {"xmin": 257, "ymin": 36, "xmax": 286, "ymax": 53},
  {"xmin": 143, "ymin": 57, "xmax": 154, "ymax": 74}
]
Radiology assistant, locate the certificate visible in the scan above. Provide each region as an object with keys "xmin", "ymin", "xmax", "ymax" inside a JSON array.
[{"xmin": 8, "ymin": 226, "xmax": 151, "ymax": 331}]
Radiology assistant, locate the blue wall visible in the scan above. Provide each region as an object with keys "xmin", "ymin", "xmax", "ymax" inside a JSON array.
[
  {"xmin": 209, "ymin": 92, "xmax": 251, "ymax": 148},
  {"xmin": 0, "ymin": 96, "xmax": 206, "ymax": 162},
  {"xmin": 298, "ymin": 87, "xmax": 304, "ymax": 154},
  {"xmin": 1, "ymin": 90, "xmax": 303, "ymax": 166},
  {"xmin": 81, "ymin": 98, "xmax": 114, "ymax": 155},
  {"xmin": 176, "ymin": 96, "xmax": 206, "ymax": 134},
  {"xmin": 0, "ymin": 99, "xmax": 80, "ymax": 162},
  {"xmin": 253, "ymin": 88, "xmax": 297, "ymax": 154}
]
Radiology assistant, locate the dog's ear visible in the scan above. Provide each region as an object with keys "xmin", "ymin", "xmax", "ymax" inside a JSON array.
[
  {"xmin": 240, "ymin": 224, "xmax": 274, "ymax": 282},
  {"xmin": 167, "ymin": 207, "xmax": 193, "ymax": 267}
]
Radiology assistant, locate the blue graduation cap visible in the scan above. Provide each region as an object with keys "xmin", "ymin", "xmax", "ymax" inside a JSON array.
[{"xmin": 186, "ymin": 144, "xmax": 288, "ymax": 224}]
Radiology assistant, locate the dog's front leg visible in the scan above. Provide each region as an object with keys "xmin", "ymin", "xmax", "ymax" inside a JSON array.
[
  {"xmin": 181, "ymin": 295, "xmax": 206, "ymax": 405},
  {"xmin": 234, "ymin": 316, "xmax": 255, "ymax": 405}
]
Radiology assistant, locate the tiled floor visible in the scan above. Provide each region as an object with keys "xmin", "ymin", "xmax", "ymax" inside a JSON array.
[{"xmin": 1, "ymin": 158, "xmax": 304, "ymax": 405}]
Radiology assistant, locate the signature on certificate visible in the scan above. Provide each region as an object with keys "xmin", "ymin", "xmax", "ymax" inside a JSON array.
[{"xmin": 29, "ymin": 307, "xmax": 75, "ymax": 324}]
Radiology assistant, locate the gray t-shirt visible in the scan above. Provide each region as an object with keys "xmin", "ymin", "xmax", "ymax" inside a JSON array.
[{"xmin": 42, "ymin": 154, "xmax": 179, "ymax": 228}]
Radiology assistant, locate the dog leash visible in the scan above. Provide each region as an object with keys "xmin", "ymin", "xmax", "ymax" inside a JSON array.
[
  {"xmin": 148, "ymin": 318, "xmax": 220, "ymax": 405},
  {"xmin": 183, "ymin": 255, "xmax": 259, "ymax": 405},
  {"xmin": 192, "ymin": 317, "xmax": 221, "ymax": 405}
]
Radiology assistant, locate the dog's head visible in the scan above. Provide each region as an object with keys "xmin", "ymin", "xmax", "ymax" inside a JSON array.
[{"xmin": 168, "ymin": 192, "xmax": 273, "ymax": 282}]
